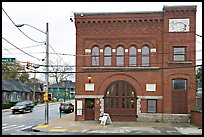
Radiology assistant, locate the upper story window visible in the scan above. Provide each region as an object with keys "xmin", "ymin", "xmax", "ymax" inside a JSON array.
[
  {"xmin": 172, "ymin": 79, "xmax": 187, "ymax": 90},
  {"xmin": 129, "ymin": 46, "xmax": 137, "ymax": 66},
  {"xmin": 104, "ymin": 46, "xmax": 112, "ymax": 66},
  {"xmin": 142, "ymin": 45, "xmax": 150, "ymax": 66},
  {"xmin": 173, "ymin": 47, "xmax": 186, "ymax": 61},
  {"xmin": 116, "ymin": 45, "xmax": 124, "ymax": 66},
  {"xmin": 92, "ymin": 46, "xmax": 99, "ymax": 66}
]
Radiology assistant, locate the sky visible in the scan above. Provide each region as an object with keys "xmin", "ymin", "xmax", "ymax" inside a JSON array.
[{"xmin": 2, "ymin": 2, "xmax": 202, "ymax": 83}]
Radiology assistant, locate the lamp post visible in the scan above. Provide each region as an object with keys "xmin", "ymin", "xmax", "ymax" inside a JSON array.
[{"xmin": 16, "ymin": 23, "xmax": 49, "ymax": 124}]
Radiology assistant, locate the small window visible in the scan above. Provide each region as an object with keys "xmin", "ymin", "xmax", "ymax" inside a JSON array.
[
  {"xmin": 129, "ymin": 46, "xmax": 137, "ymax": 66},
  {"xmin": 148, "ymin": 99, "xmax": 156, "ymax": 113},
  {"xmin": 116, "ymin": 46, "xmax": 124, "ymax": 66},
  {"xmin": 104, "ymin": 46, "xmax": 112, "ymax": 66},
  {"xmin": 92, "ymin": 46, "xmax": 99, "ymax": 66},
  {"xmin": 173, "ymin": 79, "xmax": 187, "ymax": 90},
  {"xmin": 142, "ymin": 45, "xmax": 150, "ymax": 66},
  {"xmin": 173, "ymin": 47, "xmax": 186, "ymax": 61}
]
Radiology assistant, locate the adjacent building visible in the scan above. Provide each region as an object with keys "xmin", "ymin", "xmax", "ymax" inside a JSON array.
[
  {"xmin": 74, "ymin": 5, "xmax": 197, "ymax": 122},
  {"xmin": 48, "ymin": 80, "xmax": 75, "ymax": 101}
]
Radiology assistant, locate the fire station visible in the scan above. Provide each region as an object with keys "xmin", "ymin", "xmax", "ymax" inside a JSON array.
[{"xmin": 74, "ymin": 5, "xmax": 197, "ymax": 122}]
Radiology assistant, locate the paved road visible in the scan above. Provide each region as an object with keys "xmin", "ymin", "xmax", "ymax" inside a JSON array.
[{"xmin": 2, "ymin": 102, "xmax": 69, "ymax": 135}]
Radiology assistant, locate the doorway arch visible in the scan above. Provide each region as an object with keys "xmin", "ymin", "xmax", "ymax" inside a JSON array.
[{"xmin": 104, "ymin": 80, "xmax": 137, "ymax": 121}]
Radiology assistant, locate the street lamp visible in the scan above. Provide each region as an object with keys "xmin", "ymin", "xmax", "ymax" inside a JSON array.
[{"xmin": 16, "ymin": 23, "xmax": 49, "ymax": 125}]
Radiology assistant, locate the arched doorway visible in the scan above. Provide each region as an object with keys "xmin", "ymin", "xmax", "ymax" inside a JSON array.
[{"xmin": 104, "ymin": 80, "xmax": 137, "ymax": 121}]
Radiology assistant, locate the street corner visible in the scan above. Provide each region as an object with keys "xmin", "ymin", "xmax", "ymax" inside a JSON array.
[{"xmin": 32, "ymin": 124, "xmax": 49, "ymax": 132}]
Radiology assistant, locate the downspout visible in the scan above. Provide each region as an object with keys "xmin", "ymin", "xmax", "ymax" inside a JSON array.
[{"xmin": 161, "ymin": 10, "xmax": 165, "ymax": 122}]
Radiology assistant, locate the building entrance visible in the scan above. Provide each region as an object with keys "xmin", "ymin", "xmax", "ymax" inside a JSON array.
[
  {"xmin": 104, "ymin": 80, "xmax": 137, "ymax": 121},
  {"xmin": 85, "ymin": 99, "xmax": 95, "ymax": 120}
]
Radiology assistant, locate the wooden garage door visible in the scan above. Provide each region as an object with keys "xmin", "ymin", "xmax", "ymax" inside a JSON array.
[
  {"xmin": 104, "ymin": 81, "xmax": 137, "ymax": 122},
  {"xmin": 172, "ymin": 79, "xmax": 187, "ymax": 114}
]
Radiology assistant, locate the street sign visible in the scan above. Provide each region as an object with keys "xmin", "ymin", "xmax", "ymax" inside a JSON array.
[{"xmin": 2, "ymin": 58, "xmax": 16, "ymax": 62}]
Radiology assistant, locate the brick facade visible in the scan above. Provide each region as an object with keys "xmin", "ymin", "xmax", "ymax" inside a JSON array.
[{"xmin": 74, "ymin": 5, "xmax": 197, "ymax": 122}]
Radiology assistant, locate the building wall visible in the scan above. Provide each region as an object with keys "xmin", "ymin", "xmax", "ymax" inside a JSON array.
[{"xmin": 75, "ymin": 6, "xmax": 196, "ymax": 122}]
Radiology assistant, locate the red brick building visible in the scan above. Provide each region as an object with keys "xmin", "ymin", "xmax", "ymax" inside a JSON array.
[{"xmin": 74, "ymin": 5, "xmax": 197, "ymax": 122}]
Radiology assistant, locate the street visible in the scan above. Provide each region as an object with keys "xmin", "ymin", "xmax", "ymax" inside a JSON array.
[{"xmin": 2, "ymin": 102, "xmax": 72, "ymax": 135}]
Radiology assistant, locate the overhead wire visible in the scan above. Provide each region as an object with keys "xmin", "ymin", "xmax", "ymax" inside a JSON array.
[
  {"xmin": 49, "ymin": 44, "xmax": 69, "ymax": 65},
  {"xmin": 2, "ymin": 36, "xmax": 41, "ymax": 61},
  {"xmin": 2, "ymin": 7, "xmax": 44, "ymax": 44},
  {"xmin": 2, "ymin": 43, "xmax": 45, "ymax": 50},
  {"xmin": 2, "ymin": 64, "xmax": 202, "ymax": 74}
]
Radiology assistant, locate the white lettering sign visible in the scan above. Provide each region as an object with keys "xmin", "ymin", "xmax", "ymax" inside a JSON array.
[
  {"xmin": 146, "ymin": 84, "xmax": 156, "ymax": 91},
  {"xmin": 85, "ymin": 83, "xmax": 94, "ymax": 91}
]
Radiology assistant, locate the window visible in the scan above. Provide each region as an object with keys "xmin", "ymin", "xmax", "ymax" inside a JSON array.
[
  {"xmin": 116, "ymin": 46, "xmax": 124, "ymax": 66},
  {"xmin": 104, "ymin": 46, "xmax": 112, "ymax": 66},
  {"xmin": 142, "ymin": 45, "xmax": 150, "ymax": 66},
  {"xmin": 129, "ymin": 46, "xmax": 137, "ymax": 66},
  {"xmin": 173, "ymin": 47, "xmax": 186, "ymax": 61},
  {"xmin": 148, "ymin": 100, "xmax": 156, "ymax": 113},
  {"xmin": 92, "ymin": 46, "xmax": 99, "ymax": 66},
  {"xmin": 173, "ymin": 79, "xmax": 187, "ymax": 90}
]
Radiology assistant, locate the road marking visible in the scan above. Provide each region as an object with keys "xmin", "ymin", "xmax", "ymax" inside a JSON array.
[
  {"xmin": 4, "ymin": 125, "xmax": 25, "ymax": 131},
  {"xmin": 17, "ymin": 125, "xmax": 33, "ymax": 131},
  {"xmin": 49, "ymin": 128, "xmax": 67, "ymax": 132},
  {"xmin": 36, "ymin": 125, "xmax": 49, "ymax": 128},
  {"xmin": 2, "ymin": 124, "xmax": 16, "ymax": 129},
  {"xmin": 2, "ymin": 124, "xmax": 7, "ymax": 126}
]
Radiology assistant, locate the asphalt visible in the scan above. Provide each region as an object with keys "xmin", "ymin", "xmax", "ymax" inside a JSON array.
[{"xmin": 3, "ymin": 102, "xmax": 202, "ymax": 135}]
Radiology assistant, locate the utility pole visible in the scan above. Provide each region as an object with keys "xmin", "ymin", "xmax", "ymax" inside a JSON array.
[{"xmin": 45, "ymin": 23, "xmax": 49, "ymax": 124}]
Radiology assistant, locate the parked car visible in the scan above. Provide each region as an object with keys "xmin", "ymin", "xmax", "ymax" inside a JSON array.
[
  {"xmin": 59, "ymin": 102, "xmax": 74, "ymax": 113},
  {"xmin": 10, "ymin": 101, "xmax": 34, "ymax": 114}
]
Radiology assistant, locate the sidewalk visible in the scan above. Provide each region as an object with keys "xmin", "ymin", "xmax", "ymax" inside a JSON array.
[{"xmin": 32, "ymin": 112, "xmax": 202, "ymax": 135}]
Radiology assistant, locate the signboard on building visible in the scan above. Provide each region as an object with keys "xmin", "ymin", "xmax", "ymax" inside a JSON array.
[
  {"xmin": 85, "ymin": 83, "xmax": 94, "ymax": 91},
  {"xmin": 77, "ymin": 100, "xmax": 83, "ymax": 115}
]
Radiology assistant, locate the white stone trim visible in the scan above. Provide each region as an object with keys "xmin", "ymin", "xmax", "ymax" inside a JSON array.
[
  {"xmin": 75, "ymin": 95, "xmax": 103, "ymax": 99},
  {"xmin": 150, "ymin": 48, "xmax": 157, "ymax": 52},
  {"xmin": 137, "ymin": 96, "xmax": 163, "ymax": 99},
  {"xmin": 85, "ymin": 49, "xmax": 91, "ymax": 53}
]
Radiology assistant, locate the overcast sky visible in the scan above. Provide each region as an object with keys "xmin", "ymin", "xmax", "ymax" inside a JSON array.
[{"xmin": 2, "ymin": 2, "xmax": 202, "ymax": 83}]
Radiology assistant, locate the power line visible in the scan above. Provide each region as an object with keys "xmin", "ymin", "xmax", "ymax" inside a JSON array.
[
  {"xmin": 43, "ymin": 49, "xmax": 202, "ymax": 57},
  {"xmin": 2, "ymin": 64, "xmax": 202, "ymax": 74},
  {"xmin": 3, "ymin": 52, "xmax": 44, "ymax": 55},
  {"xmin": 49, "ymin": 44, "xmax": 68, "ymax": 65},
  {"xmin": 3, "ymin": 58, "xmax": 202, "ymax": 68},
  {"xmin": 2, "ymin": 46, "xmax": 13, "ymax": 54},
  {"xmin": 196, "ymin": 34, "xmax": 202, "ymax": 37},
  {"xmin": 2, "ymin": 43, "xmax": 44, "ymax": 50},
  {"xmin": 2, "ymin": 36, "xmax": 41, "ymax": 61},
  {"xmin": 2, "ymin": 7, "xmax": 44, "ymax": 44}
]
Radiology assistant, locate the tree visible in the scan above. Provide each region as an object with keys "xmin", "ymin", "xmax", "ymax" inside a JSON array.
[
  {"xmin": 2, "ymin": 62, "xmax": 29, "ymax": 82},
  {"xmin": 49, "ymin": 58, "xmax": 73, "ymax": 84},
  {"xmin": 196, "ymin": 66, "xmax": 202, "ymax": 81}
]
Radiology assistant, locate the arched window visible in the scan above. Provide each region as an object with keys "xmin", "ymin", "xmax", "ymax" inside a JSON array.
[
  {"xmin": 129, "ymin": 46, "xmax": 137, "ymax": 66},
  {"xmin": 116, "ymin": 46, "xmax": 124, "ymax": 66},
  {"xmin": 142, "ymin": 45, "xmax": 150, "ymax": 66},
  {"xmin": 92, "ymin": 46, "xmax": 99, "ymax": 66},
  {"xmin": 104, "ymin": 46, "xmax": 112, "ymax": 66}
]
